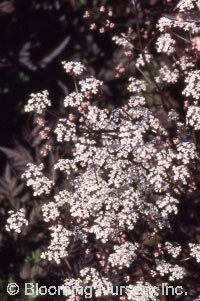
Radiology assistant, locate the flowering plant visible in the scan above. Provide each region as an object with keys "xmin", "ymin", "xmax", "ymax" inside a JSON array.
[{"xmin": 3, "ymin": 0, "xmax": 200, "ymax": 300}]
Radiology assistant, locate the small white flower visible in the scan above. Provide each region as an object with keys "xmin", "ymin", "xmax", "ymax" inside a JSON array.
[
  {"xmin": 165, "ymin": 242, "xmax": 181, "ymax": 258},
  {"xmin": 112, "ymin": 35, "xmax": 133, "ymax": 49},
  {"xmin": 136, "ymin": 52, "xmax": 152, "ymax": 68},
  {"xmin": 62, "ymin": 61, "xmax": 85, "ymax": 76},
  {"xmin": 64, "ymin": 92, "xmax": 84, "ymax": 107},
  {"xmin": 79, "ymin": 77, "xmax": 103, "ymax": 96},
  {"xmin": 24, "ymin": 90, "xmax": 51, "ymax": 114},
  {"xmin": 157, "ymin": 66, "xmax": 179, "ymax": 84},
  {"xmin": 41, "ymin": 225, "xmax": 72, "ymax": 264},
  {"xmin": 177, "ymin": 0, "xmax": 197, "ymax": 11},
  {"xmin": 127, "ymin": 77, "xmax": 147, "ymax": 93},
  {"xmin": 54, "ymin": 119, "xmax": 76, "ymax": 142},
  {"xmin": 189, "ymin": 243, "xmax": 200, "ymax": 262},
  {"xmin": 156, "ymin": 260, "xmax": 185, "ymax": 281},
  {"xmin": 156, "ymin": 34, "xmax": 175, "ymax": 54},
  {"xmin": 22, "ymin": 163, "xmax": 54, "ymax": 196},
  {"xmin": 6, "ymin": 208, "xmax": 28, "ymax": 233},
  {"xmin": 108, "ymin": 242, "xmax": 139, "ymax": 267},
  {"xmin": 42, "ymin": 202, "xmax": 60, "ymax": 222},
  {"xmin": 125, "ymin": 282, "xmax": 159, "ymax": 301},
  {"xmin": 183, "ymin": 70, "xmax": 200, "ymax": 99}
]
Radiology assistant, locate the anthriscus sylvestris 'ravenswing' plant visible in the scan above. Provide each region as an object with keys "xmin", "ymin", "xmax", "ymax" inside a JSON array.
[{"xmin": 5, "ymin": 0, "xmax": 200, "ymax": 300}]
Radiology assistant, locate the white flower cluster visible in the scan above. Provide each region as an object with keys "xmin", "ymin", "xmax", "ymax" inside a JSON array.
[
  {"xmin": 172, "ymin": 165, "xmax": 190, "ymax": 185},
  {"xmin": 165, "ymin": 242, "xmax": 182, "ymax": 258},
  {"xmin": 157, "ymin": 17, "xmax": 174, "ymax": 32},
  {"xmin": 156, "ymin": 33, "xmax": 175, "ymax": 54},
  {"xmin": 125, "ymin": 282, "xmax": 159, "ymax": 301},
  {"xmin": 156, "ymin": 260, "xmax": 185, "ymax": 281},
  {"xmin": 21, "ymin": 63, "xmax": 200, "ymax": 291},
  {"xmin": 62, "ymin": 278, "xmax": 83, "ymax": 301},
  {"xmin": 156, "ymin": 194, "xmax": 179, "ymax": 216},
  {"xmin": 42, "ymin": 201, "xmax": 60, "ymax": 222},
  {"xmin": 24, "ymin": 90, "xmax": 51, "ymax": 114},
  {"xmin": 135, "ymin": 52, "xmax": 152, "ymax": 68},
  {"xmin": 63, "ymin": 267, "xmax": 113, "ymax": 298},
  {"xmin": 183, "ymin": 70, "xmax": 200, "ymax": 99},
  {"xmin": 79, "ymin": 77, "xmax": 103, "ymax": 96},
  {"xmin": 178, "ymin": 56, "xmax": 195, "ymax": 71},
  {"xmin": 80, "ymin": 267, "xmax": 112, "ymax": 294},
  {"xmin": 41, "ymin": 225, "xmax": 72, "ymax": 264},
  {"xmin": 46, "ymin": 89, "xmax": 195, "ymax": 249},
  {"xmin": 157, "ymin": 16, "xmax": 200, "ymax": 33},
  {"xmin": 54, "ymin": 119, "xmax": 76, "ymax": 142},
  {"xmin": 177, "ymin": 0, "xmax": 198, "ymax": 11},
  {"xmin": 22, "ymin": 163, "xmax": 54, "ymax": 196},
  {"xmin": 54, "ymin": 159, "xmax": 78, "ymax": 175},
  {"xmin": 189, "ymin": 243, "xmax": 200, "ymax": 262},
  {"xmin": 127, "ymin": 77, "xmax": 147, "ymax": 93},
  {"xmin": 186, "ymin": 105, "xmax": 200, "ymax": 131},
  {"xmin": 176, "ymin": 142, "xmax": 197, "ymax": 164},
  {"xmin": 157, "ymin": 66, "xmax": 179, "ymax": 84},
  {"xmin": 5, "ymin": 208, "xmax": 28, "ymax": 233},
  {"xmin": 54, "ymin": 189, "xmax": 72, "ymax": 207},
  {"xmin": 128, "ymin": 95, "xmax": 146, "ymax": 107},
  {"xmin": 89, "ymin": 213, "xmax": 120, "ymax": 243},
  {"xmin": 173, "ymin": 56, "xmax": 195, "ymax": 72},
  {"xmin": 169, "ymin": 265, "xmax": 186, "ymax": 281},
  {"xmin": 108, "ymin": 242, "xmax": 139, "ymax": 267},
  {"xmin": 64, "ymin": 92, "xmax": 83, "ymax": 108},
  {"xmin": 112, "ymin": 35, "xmax": 133, "ymax": 49},
  {"xmin": 84, "ymin": 106, "xmax": 109, "ymax": 130},
  {"xmin": 62, "ymin": 61, "xmax": 85, "ymax": 76}
]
